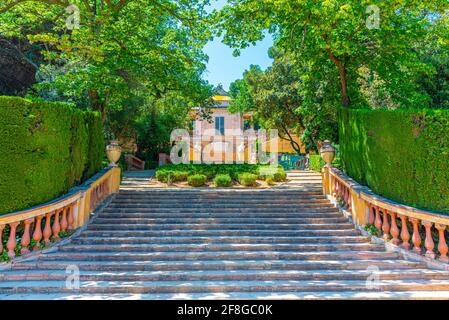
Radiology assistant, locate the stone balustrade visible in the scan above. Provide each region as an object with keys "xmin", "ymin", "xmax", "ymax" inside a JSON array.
[
  {"xmin": 0, "ymin": 166, "xmax": 121, "ymax": 259},
  {"xmin": 322, "ymin": 165, "xmax": 449, "ymax": 263}
]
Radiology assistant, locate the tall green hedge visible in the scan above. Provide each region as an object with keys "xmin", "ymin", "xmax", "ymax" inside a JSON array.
[
  {"xmin": 339, "ymin": 108, "xmax": 449, "ymax": 214},
  {"xmin": 0, "ymin": 96, "xmax": 105, "ymax": 214},
  {"xmin": 83, "ymin": 112, "xmax": 105, "ymax": 180}
]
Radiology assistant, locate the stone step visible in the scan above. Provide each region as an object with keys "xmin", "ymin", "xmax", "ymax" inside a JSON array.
[
  {"xmin": 4, "ymin": 291, "xmax": 449, "ymax": 300},
  {"xmin": 72, "ymin": 235, "xmax": 371, "ymax": 245},
  {"xmin": 92, "ymin": 217, "xmax": 350, "ymax": 224},
  {"xmin": 105, "ymin": 203, "xmax": 335, "ymax": 210},
  {"xmin": 97, "ymin": 212, "xmax": 342, "ymax": 219},
  {"xmin": 78, "ymin": 229, "xmax": 361, "ymax": 237},
  {"xmin": 110, "ymin": 199, "xmax": 329, "ymax": 205},
  {"xmin": 12, "ymin": 259, "xmax": 424, "ymax": 272},
  {"xmin": 117, "ymin": 189, "xmax": 322, "ymax": 194},
  {"xmin": 58, "ymin": 243, "xmax": 386, "ymax": 253},
  {"xmin": 114, "ymin": 194, "xmax": 326, "ymax": 200},
  {"xmin": 2, "ymin": 269, "xmax": 448, "ymax": 282},
  {"xmin": 39, "ymin": 250, "xmax": 399, "ymax": 262},
  {"xmin": 2, "ymin": 279, "xmax": 449, "ymax": 294},
  {"xmin": 87, "ymin": 223, "xmax": 356, "ymax": 231}
]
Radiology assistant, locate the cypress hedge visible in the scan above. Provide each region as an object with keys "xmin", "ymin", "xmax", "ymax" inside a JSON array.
[
  {"xmin": 339, "ymin": 108, "xmax": 449, "ymax": 214},
  {"xmin": 0, "ymin": 96, "xmax": 105, "ymax": 214}
]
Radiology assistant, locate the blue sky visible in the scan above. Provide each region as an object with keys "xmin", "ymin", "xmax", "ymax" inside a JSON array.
[{"xmin": 203, "ymin": 0, "xmax": 273, "ymax": 91}]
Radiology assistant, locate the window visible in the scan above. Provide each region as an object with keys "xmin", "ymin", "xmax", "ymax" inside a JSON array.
[{"xmin": 215, "ymin": 116, "xmax": 225, "ymax": 135}]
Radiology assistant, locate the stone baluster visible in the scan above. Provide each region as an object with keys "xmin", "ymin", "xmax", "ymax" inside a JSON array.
[
  {"xmin": 422, "ymin": 221, "xmax": 436, "ymax": 259},
  {"xmin": 332, "ymin": 176, "xmax": 337, "ymax": 198},
  {"xmin": 33, "ymin": 215, "xmax": 43, "ymax": 249},
  {"xmin": 52, "ymin": 209, "xmax": 61, "ymax": 240},
  {"xmin": 389, "ymin": 212, "xmax": 400, "ymax": 245},
  {"xmin": 382, "ymin": 210, "xmax": 390, "ymax": 240},
  {"xmin": 368, "ymin": 204, "xmax": 375, "ymax": 225},
  {"xmin": 67, "ymin": 205, "xmax": 74, "ymax": 230},
  {"xmin": 60, "ymin": 207, "xmax": 68, "ymax": 232},
  {"xmin": 43, "ymin": 212, "xmax": 53, "ymax": 246},
  {"xmin": 399, "ymin": 214, "xmax": 411, "ymax": 250},
  {"xmin": 347, "ymin": 187, "xmax": 352, "ymax": 212},
  {"xmin": 20, "ymin": 218, "xmax": 34, "ymax": 255},
  {"xmin": 7, "ymin": 222, "xmax": 20, "ymax": 258},
  {"xmin": 0, "ymin": 225, "xmax": 5, "ymax": 253},
  {"xmin": 410, "ymin": 218, "xmax": 422, "ymax": 254},
  {"xmin": 374, "ymin": 207, "xmax": 382, "ymax": 231},
  {"xmin": 435, "ymin": 224, "xmax": 449, "ymax": 262}
]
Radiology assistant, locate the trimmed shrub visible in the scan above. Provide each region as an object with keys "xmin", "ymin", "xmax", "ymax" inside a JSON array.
[
  {"xmin": 0, "ymin": 96, "xmax": 105, "ymax": 214},
  {"xmin": 238, "ymin": 173, "xmax": 258, "ymax": 187},
  {"xmin": 273, "ymin": 169, "xmax": 287, "ymax": 182},
  {"xmin": 172, "ymin": 171, "xmax": 189, "ymax": 182},
  {"xmin": 214, "ymin": 174, "xmax": 232, "ymax": 187},
  {"xmin": 188, "ymin": 174, "xmax": 207, "ymax": 187},
  {"xmin": 156, "ymin": 170, "xmax": 172, "ymax": 183},
  {"xmin": 265, "ymin": 176, "xmax": 276, "ymax": 186},
  {"xmin": 339, "ymin": 108, "xmax": 449, "ymax": 214}
]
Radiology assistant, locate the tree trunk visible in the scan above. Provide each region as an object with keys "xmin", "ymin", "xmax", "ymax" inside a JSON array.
[
  {"xmin": 281, "ymin": 125, "xmax": 301, "ymax": 154},
  {"xmin": 326, "ymin": 46, "xmax": 350, "ymax": 108},
  {"xmin": 88, "ymin": 89, "xmax": 107, "ymax": 123}
]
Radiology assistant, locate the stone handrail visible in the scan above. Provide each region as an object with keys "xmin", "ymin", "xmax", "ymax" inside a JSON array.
[
  {"xmin": 0, "ymin": 166, "xmax": 121, "ymax": 259},
  {"xmin": 125, "ymin": 154, "xmax": 145, "ymax": 170},
  {"xmin": 322, "ymin": 166, "xmax": 449, "ymax": 263}
]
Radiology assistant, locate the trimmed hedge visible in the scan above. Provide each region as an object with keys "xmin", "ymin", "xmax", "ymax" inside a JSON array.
[
  {"xmin": 238, "ymin": 173, "xmax": 258, "ymax": 187},
  {"xmin": 339, "ymin": 108, "xmax": 449, "ymax": 214},
  {"xmin": 0, "ymin": 96, "xmax": 105, "ymax": 214},
  {"xmin": 84, "ymin": 112, "xmax": 105, "ymax": 179},
  {"xmin": 188, "ymin": 174, "xmax": 207, "ymax": 187},
  {"xmin": 214, "ymin": 174, "xmax": 232, "ymax": 187}
]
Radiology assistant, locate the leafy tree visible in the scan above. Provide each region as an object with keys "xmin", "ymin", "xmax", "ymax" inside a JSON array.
[
  {"xmin": 217, "ymin": 0, "xmax": 449, "ymax": 109},
  {"xmin": 0, "ymin": 0, "xmax": 214, "ymax": 123},
  {"xmin": 229, "ymin": 50, "xmax": 338, "ymax": 152}
]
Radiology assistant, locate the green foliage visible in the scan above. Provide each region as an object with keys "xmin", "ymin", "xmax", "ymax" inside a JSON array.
[
  {"xmin": 309, "ymin": 155, "xmax": 325, "ymax": 172},
  {"xmin": 238, "ymin": 173, "xmax": 258, "ymax": 187},
  {"xmin": 214, "ymin": 174, "xmax": 232, "ymax": 187},
  {"xmin": 172, "ymin": 171, "xmax": 189, "ymax": 183},
  {"xmin": 0, "ymin": 96, "xmax": 105, "ymax": 214},
  {"xmin": 0, "ymin": 0, "xmax": 214, "ymax": 128},
  {"xmin": 229, "ymin": 52, "xmax": 338, "ymax": 152},
  {"xmin": 218, "ymin": 1, "xmax": 449, "ymax": 109},
  {"xmin": 188, "ymin": 174, "xmax": 207, "ymax": 187},
  {"xmin": 68, "ymin": 109, "xmax": 88, "ymax": 186},
  {"xmin": 265, "ymin": 176, "xmax": 276, "ymax": 186},
  {"xmin": 156, "ymin": 163, "xmax": 262, "ymax": 181},
  {"xmin": 83, "ymin": 112, "xmax": 105, "ymax": 180},
  {"xmin": 273, "ymin": 169, "xmax": 287, "ymax": 182},
  {"xmin": 339, "ymin": 108, "xmax": 449, "ymax": 214},
  {"xmin": 364, "ymin": 224, "xmax": 382, "ymax": 238},
  {"xmin": 156, "ymin": 170, "xmax": 172, "ymax": 183}
]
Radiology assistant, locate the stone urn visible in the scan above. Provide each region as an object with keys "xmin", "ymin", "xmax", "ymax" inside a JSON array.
[
  {"xmin": 106, "ymin": 140, "xmax": 122, "ymax": 167},
  {"xmin": 320, "ymin": 140, "xmax": 336, "ymax": 166}
]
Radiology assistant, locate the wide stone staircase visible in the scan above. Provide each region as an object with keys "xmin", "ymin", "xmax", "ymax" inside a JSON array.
[{"xmin": 1, "ymin": 174, "xmax": 449, "ymax": 299}]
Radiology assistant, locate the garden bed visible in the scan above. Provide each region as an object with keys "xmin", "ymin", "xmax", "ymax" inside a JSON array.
[{"xmin": 154, "ymin": 164, "xmax": 288, "ymax": 188}]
